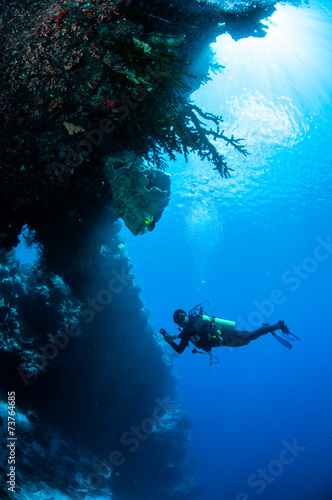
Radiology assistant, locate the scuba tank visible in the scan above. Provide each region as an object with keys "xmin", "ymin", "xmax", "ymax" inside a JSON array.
[
  {"xmin": 188, "ymin": 302, "xmax": 235, "ymax": 330},
  {"xmin": 200, "ymin": 315, "xmax": 235, "ymax": 329}
]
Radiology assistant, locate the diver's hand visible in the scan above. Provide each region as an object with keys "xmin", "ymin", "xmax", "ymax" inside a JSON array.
[{"xmin": 159, "ymin": 329, "xmax": 173, "ymax": 343}]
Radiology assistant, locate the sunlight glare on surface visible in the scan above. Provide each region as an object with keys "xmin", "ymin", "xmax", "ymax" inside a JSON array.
[
  {"xmin": 185, "ymin": 2, "xmax": 332, "ymax": 199},
  {"xmin": 209, "ymin": 3, "xmax": 332, "ymax": 123}
]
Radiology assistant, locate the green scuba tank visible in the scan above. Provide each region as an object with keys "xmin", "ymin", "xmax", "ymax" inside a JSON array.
[{"xmin": 201, "ymin": 315, "xmax": 235, "ymax": 329}]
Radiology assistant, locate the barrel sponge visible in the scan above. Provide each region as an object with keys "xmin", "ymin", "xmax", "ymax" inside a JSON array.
[{"xmin": 104, "ymin": 153, "xmax": 171, "ymax": 235}]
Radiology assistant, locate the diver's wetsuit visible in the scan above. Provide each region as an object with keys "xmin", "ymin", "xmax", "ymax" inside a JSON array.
[{"xmin": 169, "ymin": 317, "xmax": 280, "ymax": 353}]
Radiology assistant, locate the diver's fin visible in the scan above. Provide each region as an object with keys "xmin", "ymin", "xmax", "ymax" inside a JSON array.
[
  {"xmin": 283, "ymin": 331, "xmax": 301, "ymax": 342},
  {"xmin": 271, "ymin": 331, "xmax": 293, "ymax": 350},
  {"xmin": 277, "ymin": 320, "xmax": 301, "ymax": 342}
]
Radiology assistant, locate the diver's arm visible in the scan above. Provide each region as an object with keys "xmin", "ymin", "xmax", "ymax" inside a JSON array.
[
  {"xmin": 169, "ymin": 328, "xmax": 195, "ymax": 354},
  {"xmin": 168, "ymin": 335, "xmax": 189, "ymax": 354},
  {"xmin": 160, "ymin": 329, "xmax": 189, "ymax": 354}
]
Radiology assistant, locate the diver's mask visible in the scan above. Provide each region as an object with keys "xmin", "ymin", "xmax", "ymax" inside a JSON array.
[{"xmin": 177, "ymin": 313, "xmax": 187, "ymax": 327}]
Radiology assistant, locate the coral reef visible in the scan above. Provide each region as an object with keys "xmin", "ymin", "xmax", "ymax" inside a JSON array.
[
  {"xmin": 0, "ymin": 250, "xmax": 80, "ymax": 386},
  {"xmin": 0, "ymin": 0, "xmax": 250, "ymax": 248}
]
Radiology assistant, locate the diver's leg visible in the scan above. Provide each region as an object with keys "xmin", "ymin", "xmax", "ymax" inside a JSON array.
[{"xmin": 221, "ymin": 323, "xmax": 280, "ymax": 347}]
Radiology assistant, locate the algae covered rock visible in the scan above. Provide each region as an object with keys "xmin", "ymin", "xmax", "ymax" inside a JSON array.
[{"xmin": 104, "ymin": 153, "xmax": 171, "ymax": 235}]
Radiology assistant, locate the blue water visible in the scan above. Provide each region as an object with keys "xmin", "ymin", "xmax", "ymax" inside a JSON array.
[{"xmin": 120, "ymin": 3, "xmax": 332, "ymax": 500}]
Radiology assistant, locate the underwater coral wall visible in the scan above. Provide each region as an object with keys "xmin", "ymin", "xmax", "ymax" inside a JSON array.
[{"xmin": 1, "ymin": 223, "xmax": 194, "ymax": 499}]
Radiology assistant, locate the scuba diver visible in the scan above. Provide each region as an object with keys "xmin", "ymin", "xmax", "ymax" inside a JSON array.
[{"xmin": 160, "ymin": 303, "xmax": 300, "ymax": 363}]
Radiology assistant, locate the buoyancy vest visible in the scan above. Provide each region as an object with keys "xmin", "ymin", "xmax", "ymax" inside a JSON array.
[
  {"xmin": 187, "ymin": 313, "xmax": 235, "ymax": 348},
  {"xmin": 187, "ymin": 316, "xmax": 205, "ymax": 344},
  {"xmin": 189, "ymin": 333, "xmax": 201, "ymax": 344}
]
